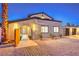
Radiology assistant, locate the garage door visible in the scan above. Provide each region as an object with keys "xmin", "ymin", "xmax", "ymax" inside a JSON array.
[
  {"xmin": 72, "ymin": 28, "xmax": 76, "ymax": 35},
  {"xmin": 65, "ymin": 28, "xmax": 69, "ymax": 36}
]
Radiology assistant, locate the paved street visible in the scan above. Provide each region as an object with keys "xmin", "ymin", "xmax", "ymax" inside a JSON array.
[{"xmin": 0, "ymin": 37, "xmax": 79, "ymax": 56}]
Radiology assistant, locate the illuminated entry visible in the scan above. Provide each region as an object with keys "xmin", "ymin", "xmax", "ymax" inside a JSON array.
[{"xmin": 20, "ymin": 26, "xmax": 29, "ymax": 40}]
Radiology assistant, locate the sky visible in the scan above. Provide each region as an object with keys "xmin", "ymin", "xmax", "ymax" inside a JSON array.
[{"xmin": 0, "ymin": 3, "xmax": 79, "ymax": 25}]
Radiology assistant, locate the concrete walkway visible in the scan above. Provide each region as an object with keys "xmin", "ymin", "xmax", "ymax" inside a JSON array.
[{"xmin": 17, "ymin": 40, "xmax": 38, "ymax": 48}]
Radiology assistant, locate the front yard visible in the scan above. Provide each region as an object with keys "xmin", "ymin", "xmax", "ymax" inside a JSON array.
[{"xmin": 0, "ymin": 36, "xmax": 79, "ymax": 56}]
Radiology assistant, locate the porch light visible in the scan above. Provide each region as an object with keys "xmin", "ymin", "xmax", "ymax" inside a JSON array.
[{"xmin": 14, "ymin": 23, "xmax": 19, "ymax": 29}]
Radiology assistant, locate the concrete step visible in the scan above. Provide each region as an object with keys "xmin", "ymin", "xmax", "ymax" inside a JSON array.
[{"xmin": 0, "ymin": 43, "xmax": 14, "ymax": 48}]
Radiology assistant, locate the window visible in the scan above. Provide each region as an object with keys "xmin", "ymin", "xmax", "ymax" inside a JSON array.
[
  {"xmin": 41, "ymin": 26, "xmax": 48, "ymax": 33},
  {"xmin": 54, "ymin": 27, "xmax": 59, "ymax": 32}
]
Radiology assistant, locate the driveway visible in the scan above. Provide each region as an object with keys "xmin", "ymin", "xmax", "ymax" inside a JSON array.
[
  {"xmin": 34, "ymin": 38, "xmax": 79, "ymax": 56},
  {"xmin": 0, "ymin": 37, "xmax": 79, "ymax": 56}
]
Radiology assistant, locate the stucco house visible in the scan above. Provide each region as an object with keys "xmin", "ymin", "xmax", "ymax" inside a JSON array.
[
  {"xmin": 63, "ymin": 26, "xmax": 79, "ymax": 36},
  {"xmin": 0, "ymin": 12, "xmax": 79, "ymax": 46},
  {"xmin": 6, "ymin": 12, "xmax": 62, "ymax": 42}
]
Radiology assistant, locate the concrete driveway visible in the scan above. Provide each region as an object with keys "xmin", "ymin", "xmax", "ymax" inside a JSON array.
[
  {"xmin": 0, "ymin": 37, "xmax": 79, "ymax": 56},
  {"xmin": 34, "ymin": 38, "xmax": 79, "ymax": 56}
]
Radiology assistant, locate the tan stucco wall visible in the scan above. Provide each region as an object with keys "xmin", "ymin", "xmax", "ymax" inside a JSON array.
[
  {"xmin": 35, "ymin": 19, "xmax": 61, "ymax": 37},
  {"xmin": 7, "ymin": 19, "xmax": 61, "ymax": 40},
  {"xmin": 7, "ymin": 23, "xmax": 15, "ymax": 41},
  {"xmin": 76, "ymin": 27, "xmax": 79, "ymax": 35},
  {"xmin": 8, "ymin": 19, "xmax": 34, "ymax": 40}
]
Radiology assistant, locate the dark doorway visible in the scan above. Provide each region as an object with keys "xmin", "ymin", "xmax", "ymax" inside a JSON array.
[
  {"xmin": 65, "ymin": 28, "xmax": 69, "ymax": 36},
  {"xmin": 72, "ymin": 28, "xmax": 76, "ymax": 35}
]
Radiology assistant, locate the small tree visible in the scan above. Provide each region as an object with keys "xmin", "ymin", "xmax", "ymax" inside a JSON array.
[
  {"xmin": 66, "ymin": 23, "xmax": 71, "ymax": 26},
  {"xmin": 71, "ymin": 24, "xmax": 75, "ymax": 27}
]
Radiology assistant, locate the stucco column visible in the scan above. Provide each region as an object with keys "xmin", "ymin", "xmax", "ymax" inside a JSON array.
[
  {"xmin": 76, "ymin": 28, "xmax": 79, "ymax": 35},
  {"xmin": 69, "ymin": 28, "xmax": 72, "ymax": 35}
]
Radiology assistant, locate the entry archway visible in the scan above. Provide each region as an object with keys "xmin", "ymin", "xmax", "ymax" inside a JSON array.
[{"xmin": 20, "ymin": 25, "xmax": 31, "ymax": 41}]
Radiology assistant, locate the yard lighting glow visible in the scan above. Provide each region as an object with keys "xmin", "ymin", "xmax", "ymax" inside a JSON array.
[
  {"xmin": 27, "ymin": 26, "xmax": 30, "ymax": 32},
  {"xmin": 22, "ymin": 25, "xmax": 27, "ymax": 29},
  {"xmin": 31, "ymin": 23, "xmax": 37, "ymax": 31},
  {"xmin": 14, "ymin": 23, "xmax": 19, "ymax": 29}
]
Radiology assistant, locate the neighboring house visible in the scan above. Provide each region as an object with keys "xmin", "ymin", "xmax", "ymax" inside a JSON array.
[
  {"xmin": 63, "ymin": 26, "xmax": 79, "ymax": 36},
  {"xmin": 7, "ymin": 12, "xmax": 62, "ymax": 41}
]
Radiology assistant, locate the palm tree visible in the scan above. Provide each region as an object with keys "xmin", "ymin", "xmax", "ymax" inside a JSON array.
[{"xmin": 1, "ymin": 3, "xmax": 8, "ymax": 43}]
